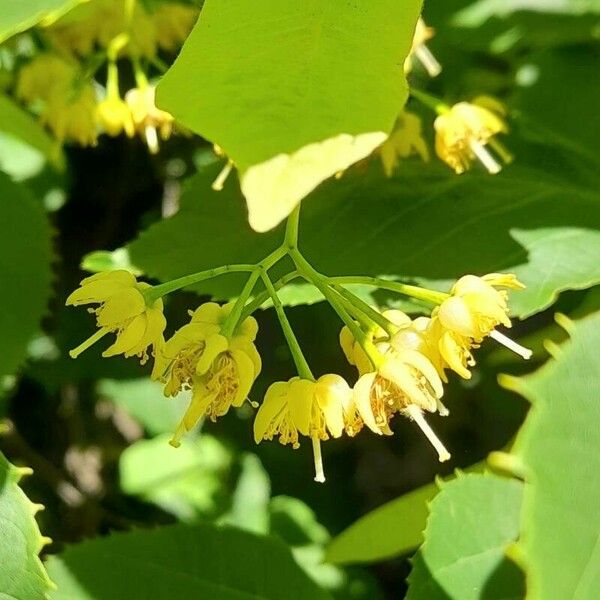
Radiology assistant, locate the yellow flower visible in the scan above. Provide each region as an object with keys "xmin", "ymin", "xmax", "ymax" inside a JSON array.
[
  {"xmin": 339, "ymin": 309, "xmax": 412, "ymax": 376},
  {"xmin": 435, "ymin": 273, "xmax": 531, "ymax": 359},
  {"xmin": 42, "ymin": 85, "xmax": 98, "ymax": 146},
  {"xmin": 379, "ymin": 111, "xmax": 429, "ymax": 177},
  {"xmin": 153, "ymin": 303, "xmax": 261, "ymax": 446},
  {"xmin": 434, "ymin": 97, "xmax": 512, "ymax": 174},
  {"xmin": 16, "ymin": 54, "xmax": 75, "ymax": 103},
  {"xmin": 66, "ymin": 270, "xmax": 165, "ymax": 362},
  {"xmin": 389, "ymin": 315, "xmax": 474, "ymax": 383},
  {"xmin": 254, "ymin": 374, "xmax": 352, "ymax": 482},
  {"xmin": 45, "ymin": 0, "xmax": 157, "ymax": 58},
  {"xmin": 125, "ymin": 85, "xmax": 174, "ymax": 153},
  {"xmin": 152, "ymin": 3, "xmax": 199, "ymax": 52},
  {"xmin": 96, "ymin": 96, "xmax": 135, "ymax": 137},
  {"xmin": 404, "ymin": 18, "xmax": 441, "ymax": 77},
  {"xmin": 353, "ymin": 351, "xmax": 450, "ymax": 461}
]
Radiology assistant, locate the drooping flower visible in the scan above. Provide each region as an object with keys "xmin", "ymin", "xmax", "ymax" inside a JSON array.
[
  {"xmin": 434, "ymin": 97, "xmax": 512, "ymax": 174},
  {"xmin": 152, "ymin": 303, "xmax": 261, "ymax": 446},
  {"xmin": 152, "ymin": 3, "xmax": 199, "ymax": 52},
  {"xmin": 379, "ymin": 111, "xmax": 429, "ymax": 177},
  {"xmin": 253, "ymin": 374, "xmax": 352, "ymax": 481},
  {"xmin": 125, "ymin": 85, "xmax": 174, "ymax": 153},
  {"xmin": 97, "ymin": 96, "xmax": 135, "ymax": 137},
  {"xmin": 16, "ymin": 54, "xmax": 75, "ymax": 104},
  {"xmin": 435, "ymin": 273, "xmax": 531, "ymax": 359},
  {"xmin": 66, "ymin": 270, "xmax": 165, "ymax": 362},
  {"xmin": 42, "ymin": 85, "xmax": 98, "ymax": 146},
  {"xmin": 404, "ymin": 18, "xmax": 441, "ymax": 77},
  {"xmin": 339, "ymin": 309, "xmax": 412, "ymax": 376},
  {"xmin": 352, "ymin": 352, "xmax": 450, "ymax": 462},
  {"xmin": 389, "ymin": 315, "xmax": 474, "ymax": 383}
]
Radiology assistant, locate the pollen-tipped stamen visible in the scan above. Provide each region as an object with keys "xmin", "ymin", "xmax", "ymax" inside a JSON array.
[
  {"xmin": 489, "ymin": 330, "xmax": 532, "ymax": 360},
  {"xmin": 312, "ymin": 435, "xmax": 326, "ymax": 483},
  {"xmin": 415, "ymin": 45, "xmax": 441, "ymax": 77},
  {"xmin": 212, "ymin": 159, "xmax": 234, "ymax": 191},
  {"xmin": 145, "ymin": 125, "xmax": 159, "ymax": 154},
  {"xmin": 469, "ymin": 139, "xmax": 501, "ymax": 174},
  {"xmin": 69, "ymin": 327, "xmax": 111, "ymax": 359},
  {"xmin": 405, "ymin": 404, "xmax": 451, "ymax": 462}
]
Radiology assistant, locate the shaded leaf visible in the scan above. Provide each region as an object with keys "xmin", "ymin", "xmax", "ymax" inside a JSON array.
[
  {"xmin": 0, "ymin": 172, "xmax": 53, "ymax": 380},
  {"xmin": 0, "ymin": 94, "xmax": 63, "ymax": 175},
  {"xmin": 46, "ymin": 523, "xmax": 332, "ymax": 599},
  {"xmin": 129, "ymin": 140, "xmax": 600, "ymax": 319}
]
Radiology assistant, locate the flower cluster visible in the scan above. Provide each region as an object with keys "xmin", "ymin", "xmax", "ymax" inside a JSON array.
[
  {"xmin": 9, "ymin": 1, "xmax": 196, "ymax": 149},
  {"xmin": 67, "ymin": 267, "xmax": 530, "ymax": 482},
  {"xmin": 380, "ymin": 18, "xmax": 513, "ymax": 177}
]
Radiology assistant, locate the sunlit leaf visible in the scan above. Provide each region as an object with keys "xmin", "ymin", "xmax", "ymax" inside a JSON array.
[
  {"xmin": 506, "ymin": 311, "xmax": 600, "ymax": 599},
  {"xmin": 406, "ymin": 473, "xmax": 524, "ymax": 600},
  {"xmin": 157, "ymin": 0, "xmax": 422, "ymax": 231},
  {"xmin": 0, "ymin": 450, "xmax": 53, "ymax": 600}
]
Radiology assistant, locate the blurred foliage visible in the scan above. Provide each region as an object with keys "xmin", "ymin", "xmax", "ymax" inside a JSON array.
[{"xmin": 1, "ymin": 0, "xmax": 600, "ymax": 598}]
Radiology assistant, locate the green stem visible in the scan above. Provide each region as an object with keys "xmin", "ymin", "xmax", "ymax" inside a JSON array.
[
  {"xmin": 290, "ymin": 249, "xmax": 382, "ymax": 369},
  {"xmin": 144, "ymin": 264, "xmax": 256, "ymax": 304},
  {"xmin": 240, "ymin": 271, "xmax": 300, "ymax": 320},
  {"xmin": 410, "ymin": 87, "xmax": 450, "ymax": 115},
  {"xmin": 285, "ymin": 204, "xmax": 301, "ymax": 249},
  {"xmin": 328, "ymin": 276, "xmax": 449, "ymax": 305},
  {"xmin": 260, "ymin": 271, "xmax": 313, "ymax": 380},
  {"xmin": 334, "ymin": 291, "xmax": 372, "ymax": 331},
  {"xmin": 221, "ymin": 270, "xmax": 261, "ymax": 338},
  {"xmin": 332, "ymin": 284, "xmax": 396, "ymax": 335}
]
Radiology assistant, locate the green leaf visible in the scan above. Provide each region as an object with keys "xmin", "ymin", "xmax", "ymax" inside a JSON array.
[
  {"xmin": 119, "ymin": 434, "xmax": 232, "ymax": 520},
  {"xmin": 46, "ymin": 523, "xmax": 333, "ymax": 600},
  {"xmin": 157, "ymin": 0, "xmax": 422, "ymax": 231},
  {"xmin": 406, "ymin": 473, "xmax": 524, "ymax": 600},
  {"xmin": 0, "ymin": 0, "xmax": 84, "ymax": 43},
  {"xmin": 219, "ymin": 453, "xmax": 271, "ymax": 535},
  {"xmin": 0, "ymin": 172, "xmax": 53, "ymax": 380},
  {"xmin": 98, "ymin": 378, "xmax": 191, "ymax": 437},
  {"xmin": 506, "ymin": 311, "xmax": 600, "ymax": 600},
  {"xmin": 326, "ymin": 481, "xmax": 437, "ymax": 566},
  {"xmin": 129, "ymin": 142, "xmax": 600, "ymax": 318},
  {"xmin": 0, "ymin": 94, "xmax": 63, "ymax": 176},
  {"xmin": 0, "ymin": 450, "xmax": 53, "ymax": 600},
  {"xmin": 326, "ymin": 460, "xmax": 486, "ymax": 565}
]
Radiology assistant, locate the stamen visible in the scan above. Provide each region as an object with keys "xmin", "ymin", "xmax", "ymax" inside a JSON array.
[
  {"xmin": 311, "ymin": 435, "xmax": 326, "ymax": 483},
  {"xmin": 212, "ymin": 159, "xmax": 234, "ymax": 191},
  {"xmin": 415, "ymin": 45, "xmax": 442, "ymax": 77},
  {"xmin": 69, "ymin": 328, "xmax": 111, "ymax": 359},
  {"xmin": 469, "ymin": 139, "xmax": 501, "ymax": 174},
  {"xmin": 145, "ymin": 126, "xmax": 159, "ymax": 154},
  {"xmin": 490, "ymin": 330, "xmax": 532, "ymax": 360},
  {"xmin": 487, "ymin": 137, "xmax": 513, "ymax": 165},
  {"xmin": 405, "ymin": 404, "xmax": 451, "ymax": 462}
]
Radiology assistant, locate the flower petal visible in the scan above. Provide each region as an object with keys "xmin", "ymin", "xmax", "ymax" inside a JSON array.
[
  {"xmin": 230, "ymin": 349, "xmax": 257, "ymax": 407},
  {"xmin": 315, "ymin": 374, "xmax": 348, "ymax": 438},
  {"xmin": 190, "ymin": 302, "xmax": 223, "ymax": 325},
  {"xmin": 196, "ymin": 333, "xmax": 229, "ymax": 375},
  {"xmin": 288, "ymin": 379, "xmax": 315, "ymax": 437},
  {"xmin": 253, "ymin": 381, "xmax": 289, "ymax": 443},
  {"xmin": 102, "ymin": 314, "xmax": 146, "ymax": 357},
  {"xmin": 352, "ymin": 373, "xmax": 381, "ymax": 434},
  {"xmin": 96, "ymin": 288, "xmax": 145, "ymax": 327}
]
